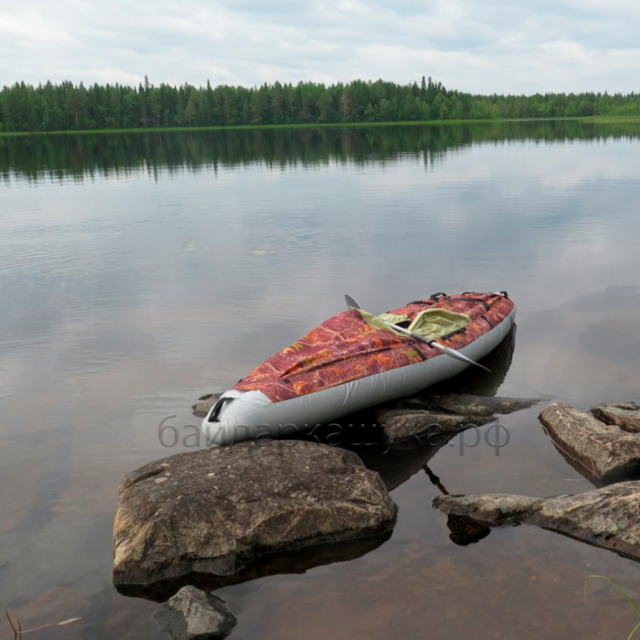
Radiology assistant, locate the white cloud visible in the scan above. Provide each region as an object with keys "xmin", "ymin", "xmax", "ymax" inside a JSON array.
[{"xmin": 0, "ymin": 0, "xmax": 639, "ymax": 92}]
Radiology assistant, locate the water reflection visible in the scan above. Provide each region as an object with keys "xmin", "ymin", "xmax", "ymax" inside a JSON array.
[
  {"xmin": 3, "ymin": 122, "xmax": 640, "ymax": 640},
  {"xmin": 3, "ymin": 120, "xmax": 640, "ymax": 182},
  {"xmin": 424, "ymin": 324, "xmax": 517, "ymax": 398},
  {"xmin": 423, "ymin": 466, "xmax": 492, "ymax": 546},
  {"xmin": 118, "ymin": 530, "xmax": 393, "ymax": 603}
]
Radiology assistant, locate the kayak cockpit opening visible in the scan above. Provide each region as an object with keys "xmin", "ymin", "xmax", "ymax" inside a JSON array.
[
  {"xmin": 363, "ymin": 308, "xmax": 472, "ymax": 341},
  {"xmin": 207, "ymin": 397, "xmax": 234, "ymax": 423}
]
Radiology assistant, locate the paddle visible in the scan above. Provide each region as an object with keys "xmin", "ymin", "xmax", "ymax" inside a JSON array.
[{"xmin": 344, "ymin": 294, "xmax": 491, "ymax": 372}]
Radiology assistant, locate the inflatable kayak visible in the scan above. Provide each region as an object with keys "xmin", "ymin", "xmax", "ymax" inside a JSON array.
[{"xmin": 202, "ymin": 292, "xmax": 516, "ymax": 445}]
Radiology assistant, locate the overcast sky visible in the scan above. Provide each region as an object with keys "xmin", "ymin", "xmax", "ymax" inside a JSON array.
[{"xmin": 1, "ymin": 0, "xmax": 639, "ymax": 94}]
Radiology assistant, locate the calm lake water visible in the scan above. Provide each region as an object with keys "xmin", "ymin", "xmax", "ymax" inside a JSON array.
[{"xmin": 2, "ymin": 121, "xmax": 640, "ymax": 639}]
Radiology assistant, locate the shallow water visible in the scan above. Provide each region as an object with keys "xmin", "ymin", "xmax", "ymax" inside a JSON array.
[{"xmin": 2, "ymin": 121, "xmax": 640, "ymax": 638}]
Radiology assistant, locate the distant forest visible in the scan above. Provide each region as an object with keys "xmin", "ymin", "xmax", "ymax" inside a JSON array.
[{"xmin": 2, "ymin": 76, "xmax": 640, "ymax": 133}]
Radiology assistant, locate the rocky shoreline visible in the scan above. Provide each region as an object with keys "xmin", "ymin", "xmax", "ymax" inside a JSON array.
[
  {"xmin": 114, "ymin": 383, "xmax": 640, "ymax": 639},
  {"xmin": 433, "ymin": 401, "xmax": 640, "ymax": 566}
]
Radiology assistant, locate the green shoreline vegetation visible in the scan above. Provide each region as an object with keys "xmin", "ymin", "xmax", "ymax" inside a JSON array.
[
  {"xmin": 2, "ymin": 115, "xmax": 638, "ymax": 138},
  {"xmin": 2, "ymin": 76, "xmax": 640, "ymax": 136}
]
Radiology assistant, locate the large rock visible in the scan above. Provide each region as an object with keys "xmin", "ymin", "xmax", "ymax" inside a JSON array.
[
  {"xmin": 592, "ymin": 402, "xmax": 640, "ymax": 434},
  {"xmin": 113, "ymin": 440, "xmax": 396, "ymax": 596},
  {"xmin": 154, "ymin": 586, "xmax": 236, "ymax": 640},
  {"xmin": 434, "ymin": 481, "xmax": 640, "ymax": 562},
  {"xmin": 376, "ymin": 394, "xmax": 540, "ymax": 445},
  {"xmin": 539, "ymin": 403, "xmax": 640, "ymax": 481}
]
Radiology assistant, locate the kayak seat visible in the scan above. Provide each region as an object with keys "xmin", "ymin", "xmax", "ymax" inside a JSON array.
[{"xmin": 408, "ymin": 308, "xmax": 471, "ymax": 340}]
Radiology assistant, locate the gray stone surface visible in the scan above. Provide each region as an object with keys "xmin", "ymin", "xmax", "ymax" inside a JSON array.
[
  {"xmin": 539, "ymin": 402, "xmax": 640, "ymax": 480},
  {"xmin": 376, "ymin": 394, "xmax": 540, "ymax": 445},
  {"xmin": 434, "ymin": 481, "xmax": 640, "ymax": 561},
  {"xmin": 375, "ymin": 408, "xmax": 494, "ymax": 445},
  {"xmin": 154, "ymin": 586, "xmax": 236, "ymax": 640},
  {"xmin": 392, "ymin": 393, "xmax": 540, "ymax": 416},
  {"xmin": 113, "ymin": 440, "xmax": 396, "ymax": 592}
]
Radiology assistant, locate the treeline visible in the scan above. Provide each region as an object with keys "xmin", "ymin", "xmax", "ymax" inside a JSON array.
[{"xmin": 2, "ymin": 76, "xmax": 640, "ymax": 133}]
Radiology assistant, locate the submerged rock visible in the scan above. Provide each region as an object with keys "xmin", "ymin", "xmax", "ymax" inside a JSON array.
[
  {"xmin": 154, "ymin": 586, "xmax": 236, "ymax": 640},
  {"xmin": 539, "ymin": 403, "xmax": 640, "ymax": 481},
  {"xmin": 113, "ymin": 440, "xmax": 396, "ymax": 595},
  {"xmin": 592, "ymin": 402, "xmax": 640, "ymax": 434},
  {"xmin": 434, "ymin": 481, "xmax": 640, "ymax": 562},
  {"xmin": 376, "ymin": 394, "xmax": 540, "ymax": 445}
]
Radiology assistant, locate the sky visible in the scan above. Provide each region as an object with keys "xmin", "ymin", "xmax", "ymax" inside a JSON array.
[{"xmin": 1, "ymin": 0, "xmax": 639, "ymax": 94}]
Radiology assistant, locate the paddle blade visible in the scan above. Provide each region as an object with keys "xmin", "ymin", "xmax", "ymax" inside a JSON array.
[
  {"xmin": 432, "ymin": 342, "xmax": 492, "ymax": 373},
  {"xmin": 344, "ymin": 294, "xmax": 361, "ymax": 310}
]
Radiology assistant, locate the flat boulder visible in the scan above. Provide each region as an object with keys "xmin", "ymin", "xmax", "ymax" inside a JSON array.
[
  {"xmin": 393, "ymin": 393, "xmax": 540, "ymax": 417},
  {"xmin": 113, "ymin": 440, "xmax": 396, "ymax": 594},
  {"xmin": 539, "ymin": 403, "xmax": 640, "ymax": 481},
  {"xmin": 376, "ymin": 394, "xmax": 540, "ymax": 445},
  {"xmin": 592, "ymin": 402, "xmax": 640, "ymax": 434},
  {"xmin": 434, "ymin": 481, "xmax": 640, "ymax": 562},
  {"xmin": 375, "ymin": 408, "xmax": 494, "ymax": 445},
  {"xmin": 154, "ymin": 586, "xmax": 236, "ymax": 640}
]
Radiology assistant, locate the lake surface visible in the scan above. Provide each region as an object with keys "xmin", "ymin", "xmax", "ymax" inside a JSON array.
[{"xmin": 2, "ymin": 121, "xmax": 640, "ymax": 639}]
